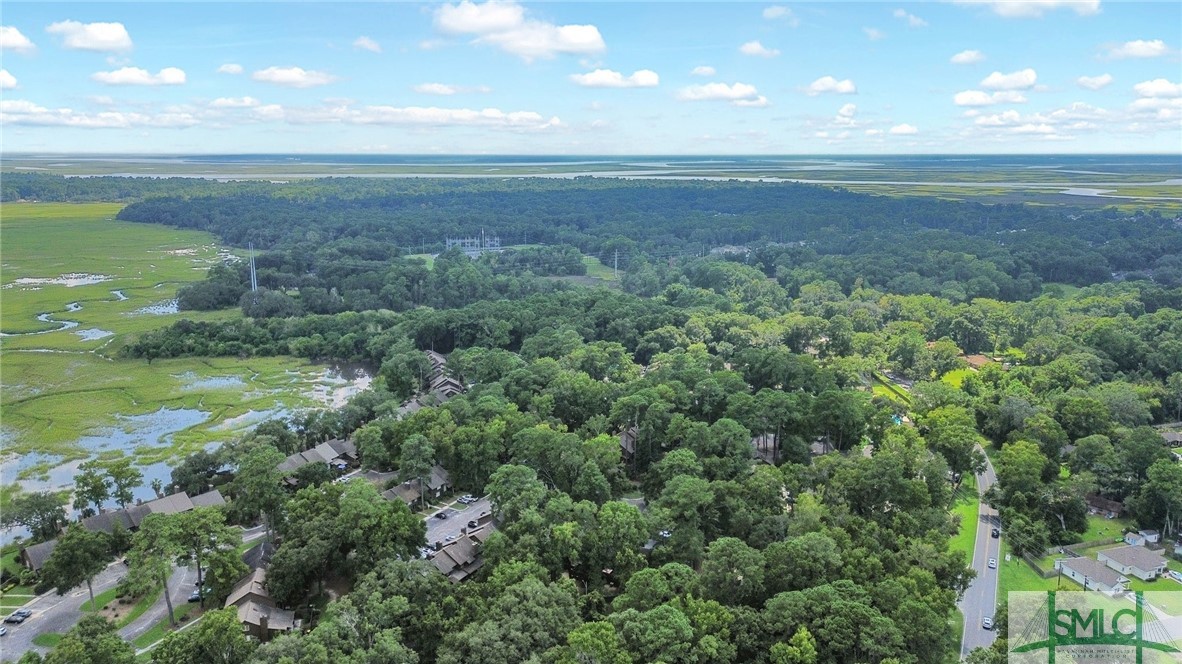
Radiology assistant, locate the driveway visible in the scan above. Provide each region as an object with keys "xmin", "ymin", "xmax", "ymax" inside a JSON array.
[
  {"xmin": 1, "ymin": 560, "xmax": 127, "ymax": 658},
  {"xmin": 959, "ymin": 449, "xmax": 1001, "ymax": 658},
  {"xmin": 118, "ymin": 565, "xmax": 194, "ymax": 643},
  {"xmin": 424, "ymin": 497, "xmax": 491, "ymax": 547}
]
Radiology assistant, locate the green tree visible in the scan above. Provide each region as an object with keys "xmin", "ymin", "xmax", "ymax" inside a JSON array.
[
  {"xmin": 126, "ymin": 513, "xmax": 181, "ymax": 627},
  {"xmin": 43, "ymin": 615, "xmax": 133, "ymax": 664},
  {"xmin": 1129, "ymin": 460, "xmax": 1182, "ymax": 538},
  {"xmin": 400, "ymin": 433, "xmax": 436, "ymax": 505},
  {"xmin": 1, "ymin": 490, "xmax": 67, "ymax": 542},
  {"xmin": 171, "ymin": 508, "xmax": 244, "ymax": 606},
  {"xmin": 556, "ymin": 621, "xmax": 633, "ymax": 664},
  {"xmin": 487, "ymin": 464, "xmax": 547, "ymax": 521},
  {"xmin": 72, "ymin": 460, "xmax": 112, "ymax": 518},
  {"xmin": 152, "ymin": 607, "xmax": 256, "ymax": 664},
  {"xmin": 699, "ymin": 536, "xmax": 765, "ymax": 607},
  {"xmin": 103, "ymin": 453, "xmax": 143, "ymax": 509},
  {"xmin": 224, "ymin": 443, "xmax": 285, "ymax": 533},
  {"xmin": 770, "ymin": 627, "xmax": 818, "ymax": 664},
  {"xmin": 41, "ymin": 525, "xmax": 110, "ymax": 611}
]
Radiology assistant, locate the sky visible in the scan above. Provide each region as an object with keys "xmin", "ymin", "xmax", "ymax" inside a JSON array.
[{"xmin": 0, "ymin": 1, "xmax": 1179, "ymax": 155}]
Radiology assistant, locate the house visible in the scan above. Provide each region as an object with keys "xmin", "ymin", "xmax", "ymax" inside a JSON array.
[
  {"xmin": 430, "ymin": 512, "xmax": 497, "ymax": 583},
  {"xmin": 429, "ymin": 375, "xmax": 465, "ymax": 402},
  {"xmin": 381, "ymin": 464, "xmax": 452, "ymax": 507},
  {"xmin": 241, "ymin": 541, "xmax": 276, "ymax": 571},
  {"xmin": 1173, "ymin": 539, "xmax": 1182, "ymax": 558},
  {"xmin": 963, "ymin": 354, "xmax": 992, "ymax": 369},
  {"xmin": 619, "ymin": 427, "xmax": 638, "ymax": 464},
  {"xmin": 19, "ymin": 539, "xmax": 58, "ymax": 573},
  {"xmin": 276, "ymin": 439, "xmax": 358, "ymax": 480},
  {"xmin": 79, "ymin": 489, "xmax": 225, "ymax": 535},
  {"xmin": 1161, "ymin": 432, "xmax": 1182, "ymax": 447},
  {"xmin": 224, "ymin": 568, "xmax": 298, "ymax": 641},
  {"xmin": 1057, "ymin": 557, "xmax": 1128, "ymax": 594},
  {"xmin": 1123, "ymin": 530, "xmax": 1160, "ymax": 547},
  {"xmin": 1086, "ymin": 494, "xmax": 1123, "ymax": 518},
  {"xmin": 1097, "ymin": 545, "xmax": 1169, "ymax": 581}
]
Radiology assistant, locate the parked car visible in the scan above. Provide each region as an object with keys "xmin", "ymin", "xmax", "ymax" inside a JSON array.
[
  {"xmin": 988, "ymin": 558, "xmax": 997, "ymax": 569},
  {"xmin": 991, "ymin": 527, "xmax": 1000, "ymax": 538},
  {"xmin": 3, "ymin": 614, "xmax": 26, "ymax": 625},
  {"xmin": 982, "ymin": 617, "xmax": 994, "ymax": 630},
  {"xmin": 434, "ymin": 512, "xmax": 448, "ymax": 520},
  {"xmin": 0, "ymin": 626, "xmax": 7, "ymax": 636}
]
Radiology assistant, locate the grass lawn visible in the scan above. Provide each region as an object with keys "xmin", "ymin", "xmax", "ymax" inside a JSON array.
[
  {"xmin": 131, "ymin": 603, "xmax": 201, "ymax": 649},
  {"xmin": 405, "ymin": 253, "xmax": 435, "ymax": 270},
  {"xmin": 32, "ymin": 632, "xmax": 62, "ymax": 648},
  {"xmin": 582, "ymin": 255, "xmax": 618, "ymax": 281},
  {"xmin": 0, "ymin": 203, "xmax": 346, "ymax": 476},
  {"xmin": 941, "ymin": 368, "xmax": 974, "ymax": 388},
  {"xmin": 1078, "ymin": 515, "xmax": 1133, "ymax": 544},
  {"xmin": 80, "ymin": 587, "xmax": 119, "ymax": 613},
  {"xmin": 949, "ymin": 475, "xmax": 980, "ymax": 562}
]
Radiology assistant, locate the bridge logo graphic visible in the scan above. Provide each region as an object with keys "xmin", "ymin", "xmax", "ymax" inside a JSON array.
[{"xmin": 1008, "ymin": 591, "xmax": 1182, "ymax": 663}]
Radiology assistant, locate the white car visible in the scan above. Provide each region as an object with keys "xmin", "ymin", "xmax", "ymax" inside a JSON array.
[
  {"xmin": 988, "ymin": 558, "xmax": 997, "ymax": 569},
  {"xmin": 982, "ymin": 617, "xmax": 993, "ymax": 630}
]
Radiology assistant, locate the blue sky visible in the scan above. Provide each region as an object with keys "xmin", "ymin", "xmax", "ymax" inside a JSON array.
[{"xmin": 1, "ymin": 1, "xmax": 1179, "ymax": 154}]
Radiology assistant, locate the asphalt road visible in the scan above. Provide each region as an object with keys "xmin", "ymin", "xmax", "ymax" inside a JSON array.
[
  {"xmin": 424, "ymin": 497, "xmax": 492, "ymax": 548},
  {"xmin": 958, "ymin": 449, "xmax": 1001, "ymax": 658}
]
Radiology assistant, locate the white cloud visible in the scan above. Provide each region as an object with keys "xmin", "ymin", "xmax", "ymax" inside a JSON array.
[
  {"xmin": 889, "ymin": 123, "xmax": 918, "ymax": 135},
  {"xmin": 980, "ymin": 68, "xmax": 1037, "ymax": 90},
  {"xmin": 0, "ymin": 99, "xmax": 199, "ymax": 128},
  {"xmin": 837, "ymin": 103, "xmax": 857, "ymax": 118},
  {"xmin": 353, "ymin": 36, "xmax": 382, "ymax": 53},
  {"xmin": 45, "ymin": 20, "xmax": 132, "ymax": 52},
  {"xmin": 950, "ymin": 49, "xmax": 985, "ymax": 64},
  {"xmin": 252, "ymin": 66, "xmax": 337, "ymax": 88},
  {"xmin": 217, "ymin": 63, "xmax": 244, "ymax": 75},
  {"xmin": 434, "ymin": 0, "xmax": 604, "ymax": 61},
  {"xmin": 89, "ymin": 95, "xmax": 115, "ymax": 106},
  {"xmin": 1076, "ymin": 74, "xmax": 1112, "ymax": 90},
  {"xmin": 1106, "ymin": 39, "xmax": 1169, "ymax": 59},
  {"xmin": 863, "ymin": 27, "xmax": 886, "ymax": 41},
  {"xmin": 865, "ymin": 128, "xmax": 883, "ymax": 136},
  {"xmin": 952, "ymin": 0, "xmax": 1100, "ymax": 18},
  {"xmin": 1, "ymin": 26, "xmax": 35, "ymax": 52},
  {"xmin": 570, "ymin": 69, "xmax": 658, "ymax": 88},
  {"xmin": 893, "ymin": 8, "xmax": 928, "ymax": 27},
  {"xmin": 209, "ymin": 96, "xmax": 260, "ymax": 108},
  {"xmin": 739, "ymin": 41, "xmax": 780, "ymax": 58},
  {"xmin": 414, "ymin": 82, "xmax": 493, "ymax": 95},
  {"xmin": 691, "ymin": 66, "xmax": 716, "ymax": 77},
  {"xmin": 249, "ymin": 101, "xmax": 562, "ymax": 130},
  {"xmin": 834, "ymin": 103, "xmax": 858, "ymax": 126},
  {"xmin": 677, "ymin": 82, "xmax": 767, "ymax": 107},
  {"xmin": 806, "ymin": 76, "xmax": 857, "ymax": 95},
  {"xmin": 733, "ymin": 96, "xmax": 770, "ymax": 108},
  {"xmin": 91, "ymin": 66, "xmax": 186, "ymax": 86},
  {"xmin": 762, "ymin": 6, "xmax": 800, "ymax": 26},
  {"xmin": 0, "ymin": 69, "xmax": 16, "ymax": 89},
  {"xmin": 1134, "ymin": 78, "xmax": 1182, "ymax": 98},
  {"xmin": 953, "ymin": 89, "xmax": 1028, "ymax": 105}
]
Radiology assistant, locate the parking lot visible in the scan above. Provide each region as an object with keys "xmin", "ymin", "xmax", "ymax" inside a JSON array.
[{"xmin": 423, "ymin": 496, "xmax": 492, "ymax": 548}]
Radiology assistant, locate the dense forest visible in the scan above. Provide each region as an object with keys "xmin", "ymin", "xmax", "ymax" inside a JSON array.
[{"xmin": 7, "ymin": 173, "xmax": 1182, "ymax": 664}]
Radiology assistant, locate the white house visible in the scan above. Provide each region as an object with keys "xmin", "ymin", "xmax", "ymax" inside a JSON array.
[
  {"xmin": 1097, "ymin": 545, "xmax": 1169, "ymax": 581},
  {"xmin": 1057, "ymin": 557, "xmax": 1127, "ymax": 594}
]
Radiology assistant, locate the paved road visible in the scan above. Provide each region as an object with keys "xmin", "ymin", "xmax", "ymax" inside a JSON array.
[
  {"xmin": 959, "ymin": 449, "xmax": 1001, "ymax": 658},
  {"xmin": 119, "ymin": 566, "xmax": 195, "ymax": 643},
  {"xmin": 1, "ymin": 560, "xmax": 126, "ymax": 658},
  {"xmin": 424, "ymin": 497, "xmax": 492, "ymax": 547}
]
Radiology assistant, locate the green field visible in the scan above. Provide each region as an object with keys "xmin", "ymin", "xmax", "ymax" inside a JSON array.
[
  {"xmin": 0, "ymin": 203, "xmax": 353, "ymax": 480},
  {"xmin": 949, "ymin": 476, "xmax": 980, "ymax": 562}
]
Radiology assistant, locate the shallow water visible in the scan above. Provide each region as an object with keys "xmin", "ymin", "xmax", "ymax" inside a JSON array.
[
  {"xmin": 130, "ymin": 299, "xmax": 179, "ymax": 315},
  {"xmin": 75, "ymin": 328, "xmax": 115, "ymax": 341}
]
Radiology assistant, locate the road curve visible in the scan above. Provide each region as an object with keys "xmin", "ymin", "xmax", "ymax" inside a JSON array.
[{"xmin": 959, "ymin": 449, "xmax": 1001, "ymax": 659}]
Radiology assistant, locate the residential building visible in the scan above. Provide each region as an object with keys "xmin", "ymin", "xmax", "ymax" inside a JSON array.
[
  {"xmin": 276, "ymin": 439, "xmax": 358, "ymax": 482},
  {"xmin": 381, "ymin": 465, "xmax": 452, "ymax": 507},
  {"xmin": 429, "ymin": 512, "xmax": 497, "ymax": 582},
  {"xmin": 1057, "ymin": 557, "xmax": 1128, "ymax": 594},
  {"xmin": 1086, "ymin": 494, "xmax": 1123, "ymax": 518},
  {"xmin": 619, "ymin": 426, "xmax": 638, "ymax": 464},
  {"xmin": 19, "ymin": 539, "xmax": 57, "ymax": 573},
  {"xmin": 1098, "ymin": 545, "xmax": 1169, "ymax": 581},
  {"xmin": 224, "ymin": 568, "xmax": 298, "ymax": 641}
]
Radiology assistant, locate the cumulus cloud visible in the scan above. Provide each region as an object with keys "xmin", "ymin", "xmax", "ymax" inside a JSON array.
[
  {"xmin": 1, "ymin": 26, "xmax": 35, "ymax": 52},
  {"xmin": 678, "ymin": 82, "xmax": 767, "ymax": 107},
  {"xmin": 889, "ymin": 123, "xmax": 918, "ymax": 135},
  {"xmin": 46, "ymin": 20, "xmax": 132, "ymax": 52},
  {"xmin": 92, "ymin": 66, "xmax": 186, "ymax": 86},
  {"xmin": 248, "ymin": 101, "xmax": 562, "ymax": 130},
  {"xmin": 763, "ymin": 5, "xmax": 801, "ymax": 26},
  {"xmin": 691, "ymin": 66, "xmax": 715, "ymax": 77},
  {"xmin": 0, "ymin": 99, "xmax": 199, "ymax": 128},
  {"xmin": 1134, "ymin": 79, "xmax": 1182, "ymax": 98},
  {"xmin": 252, "ymin": 66, "xmax": 337, "ymax": 88},
  {"xmin": 209, "ymin": 96, "xmax": 260, "ymax": 108},
  {"xmin": 865, "ymin": 129, "xmax": 883, "ymax": 136},
  {"xmin": 980, "ymin": 68, "xmax": 1037, "ymax": 90},
  {"xmin": 739, "ymin": 41, "xmax": 779, "ymax": 57},
  {"xmin": 434, "ymin": 0, "xmax": 604, "ymax": 61},
  {"xmin": 863, "ymin": 27, "xmax": 886, "ymax": 41},
  {"xmin": 806, "ymin": 76, "xmax": 857, "ymax": 95},
  {"xmin": 0, "ymin": 69, "xmax": 15, "ymax": 89},
  {"xmin": 217, "ymin": 63, "xmax": 244, "ymax": 75},
  {"xmin": 893, "ymin": 8, "xmax": 928, "ymax": 27},
  {"xmin": 353, "ymin": 36, "xmax": 381, "ymax": 53},
  {"xmin": 1106, "ymin": 39, "xmax": 1169, "ymax": 59},
  {"xmin": 950, "ymin": 49, "xmax": 985, "ymax": 64},
  {"xmin": 570, "ymin": 69, "xmax": 658, "ymax": 88},
  {"xmin": 952, "ymin": 0, "xmax": 1100, "ymax": 18},
  {"xmin": 953, "ymin": 89, "xmax": 1028, "ymax": 105},
  {"xmin": 1077, "ymin": 74, "xmax": 1112, "ymax": 90}
]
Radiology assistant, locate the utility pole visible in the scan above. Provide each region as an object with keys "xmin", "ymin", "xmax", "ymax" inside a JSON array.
[
  {"xmin": 614, "ymin": 249, "xmax": 618, "ymax": 279},
  {"xmin": 248, "ymin": 242, "xmax": 258, "ymax": 292}
]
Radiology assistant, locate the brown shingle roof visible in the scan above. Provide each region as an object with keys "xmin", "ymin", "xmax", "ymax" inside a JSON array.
[
  {"xmin": 21, "ymin": 539, "xmax": 58, "ymax": 571},
  {"xmin": 190, "ymin": 489, "xmax": 226, "ymax": 508},
  {"xmin": 225, "ymin": 568, "xmax": 271, "ymax": 609}
]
